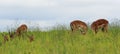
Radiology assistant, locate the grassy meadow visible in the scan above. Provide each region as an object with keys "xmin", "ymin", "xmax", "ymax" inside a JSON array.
[{"xmin": 0, "ymin": 23, "xmax": 120, "ymax": 54}]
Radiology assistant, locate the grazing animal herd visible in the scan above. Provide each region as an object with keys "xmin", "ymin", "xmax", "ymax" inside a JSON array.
[
  {"xmin": 2, "ymin": 18, "xmax": 109, "ymax": 43},
  {"xmin": 70, "ymin": 19, "xmax": 109, "ymax": 35}
]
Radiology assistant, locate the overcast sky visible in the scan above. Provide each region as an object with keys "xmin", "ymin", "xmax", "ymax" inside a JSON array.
[{"xmin": 0, "ymin": 0, "xmax": 120, "ymax": 31}]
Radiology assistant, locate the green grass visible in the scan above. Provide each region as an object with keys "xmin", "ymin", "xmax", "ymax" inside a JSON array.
[{"xmin": 0, "ymin": 24, "xmax": 120, "ymax": 54}]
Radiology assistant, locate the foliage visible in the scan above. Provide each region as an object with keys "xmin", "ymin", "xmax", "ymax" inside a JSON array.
[{"xmin": 0, "ymin": 24, "xmax": 120, "ymax": 54}]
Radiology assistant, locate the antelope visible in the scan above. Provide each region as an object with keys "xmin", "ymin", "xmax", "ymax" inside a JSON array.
[
  {"xmin": 1, "ymin": 34, "xmax": 9, "ymax": 43},
  {"xmin": 3, "ymin": 35, "xmax": 9, "ymax": 43},
  {"xmin": 70, "ymin": 20, "xmax": 88, "ymax": 35},
  {"xmin": 91, "ymin": 19, "xmax": 109, "ymax": 34},
  {"xmin": 29, "ymin": 35, "xmax": 34, "ymax": 42},
  {"xmin": 9, "ymin": 31, "xmax": 15, "ymax": 40},
  {"xmin": 16, "ymin": 24, "xmax": 28, "ymax": 36}
]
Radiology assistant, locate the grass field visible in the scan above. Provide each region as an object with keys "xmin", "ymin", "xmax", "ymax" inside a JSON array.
[{"xmin": 0, "ymin": 24, "xmax": 120, "ymax": 54}]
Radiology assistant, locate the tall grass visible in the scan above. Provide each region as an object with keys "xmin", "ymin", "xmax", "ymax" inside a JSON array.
[{"xmin": 0, "ymin": 23, "xmax": 120, "ymax": 54}]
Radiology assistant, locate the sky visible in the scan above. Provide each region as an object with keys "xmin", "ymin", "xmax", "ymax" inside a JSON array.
[{"xmin": 0, "ymin": 0, "xmax": 120, "ymax": 31}]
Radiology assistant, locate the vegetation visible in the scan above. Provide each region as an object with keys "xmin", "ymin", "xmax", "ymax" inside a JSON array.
[{"xmin": 0, "ymin": 23, "xmax": 120, "ymax": 54}]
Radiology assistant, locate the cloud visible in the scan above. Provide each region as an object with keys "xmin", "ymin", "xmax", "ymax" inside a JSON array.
[
  {"xmin": 0, "ymin": 19, "xmax": 55, "ymax": 31},
  {"xmin": 0, "ymin": 0, "xmax": 120, "ymax": 32},
  {"xmin": 56, "ymin": 0, "xmax": 118, "ymax": 7},
  {"xmin": 0, "ymin": 0, "xmax": 57, "ymax": 7}
]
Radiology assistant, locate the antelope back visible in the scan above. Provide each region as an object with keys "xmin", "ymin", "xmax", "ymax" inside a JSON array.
[
  {"xmin": 16, "ymin": 24, "xmax": 28, "ymax": 35},
  {"xmin": 91, "ymin": 19, "xmax": 109, "ymax": 33}
]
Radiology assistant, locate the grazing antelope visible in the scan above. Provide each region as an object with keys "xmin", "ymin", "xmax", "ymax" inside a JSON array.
[
  {"xmin": 29, "ymin": 35, "xmax": 34, "ymax": 42},
  {"xmin": 70, "ymin": 20, "xmax": 88, "ymax": 35},
  {"xmin": 1, "ymin": 34, "xmax": 9, "ymax": 43},
  {"xmin": 9, "ymin": 31, "xmax": 16, "ymax": 40},
  {"xmin": 16, "ymin": 24, "xmax": 28, "ymax": 36},
  {"xmin": 91, "ymin": 19, "xmax": 109, "ymax": 34},
  {"xmin": 4, "ymin": 35, "xmax": 9, "ymax": 43}
]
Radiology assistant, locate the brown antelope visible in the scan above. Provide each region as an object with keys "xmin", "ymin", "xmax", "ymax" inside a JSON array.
[
  {"xmin": 4, "ymin": 35, "xmax": 9, "ymax": 43},
  {"xmin": 70, "ymin": 20, "xmax": 88, "ymax": 35},
  {"xmin": 1, "ymin": 34, "xmax": 9, "ymax": 43},
  {"xmin": 91, "ymin": 19, "xmax": 109, "ymax": 34},
  {"xmin": 16, "ymin": 24, "xmax": 28, "ymax": 36},
  {"xmin": 29, "ymin": 35, "xmax": 34, "ymax": 42},
  {"xmin": 9, "ymin": 31, "xmax": 15, "ymax": 40}
]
